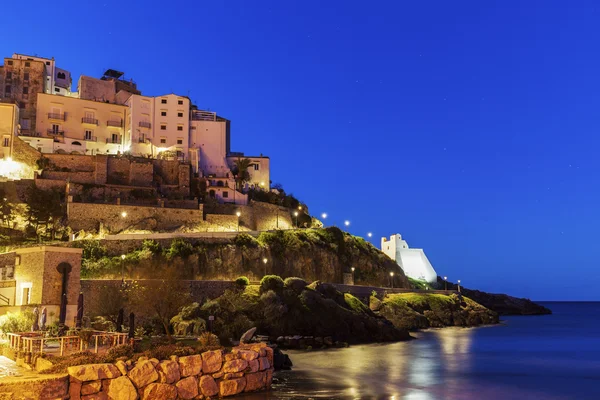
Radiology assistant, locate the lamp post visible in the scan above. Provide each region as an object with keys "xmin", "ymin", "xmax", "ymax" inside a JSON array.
[
  {"xmin": 390, "ymin": 272, "xmax": 394, "ymax": 289},
  {"xmin": 444, "ymin": 276, "xmax": 448, "ymax": 291},
  {"xmin": 321, "ymin": 213, "xmax": 327, "ymax": 226},
  {"xmin": 344, "ymin": 220, "xmax": 350, "ymax": 229},
  {"xmin": 457, "ymin": 279, "xmax": 461, "ymax": 293},
  {"xmin": 262, "ymin": 257, "xmax": 268, "ymax": 277},
  {"xmin": 294, "ymin": 211, "xmax": 299, "ymax": 228},
  {"xmin": 236, "ymin": 211, "xmax": 241, "ymax": 232},
  {"xmin": 120, "ymin": 254, "xmax": 126, "ymax": 284},
  {"xmin": 121, "ymin": 211, "xmax": 127, "ymax": 218},
  {"xmin": 351, "ymin": 267, "xmax": 355, "ymax": 285},
  {"xmin": 367, "ymin": 232, "xmax": 372, "ymax": 238}
]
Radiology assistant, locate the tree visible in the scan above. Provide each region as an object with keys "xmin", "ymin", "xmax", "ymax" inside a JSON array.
[
  {"xmin": 0, "ymin": 189, "xmax": 13, "ymax": 228},
  {"xmin": 127, "ymin": 269, "xmax": 191, "ymax": 339},
  {"xmin": 231, "ymin": 158, "xmax": 252, "ymax": 191},
  {"xmin": 25, "ymin": 184, "xmax": 65, "ymax": 239}
]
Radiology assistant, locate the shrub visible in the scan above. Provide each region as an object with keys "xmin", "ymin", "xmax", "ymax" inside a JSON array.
[
  {"xmin": 0, "ymin": 311, "xmax": 36, "ymax": 334},
  {"xmin": 235, "ymin": 276, "xmax": 250, "ymax": 287},
  {"xmin": 40, "ymin": 351, "xmax": 102, "ymax": 374},
  {"xmin": 144, "ymin": 344, "xmax": 178, "ymax": 360},
  {"xmin": 76, "ymin": 329, "xmax": 95, "ymax": 347},
  {"xmin": 233, "ymin": 233, "xmax": 259, "ymax": 248},
  {"xmin": 260, "ymin": 275, "xmax": 284, "ymax": 294},
  {"xmin": 105, "ymin": 344, "xmax": 134, "ymax": 362},
  {"xmin": 198, "ymin": 332, "xmax": 220, "ymax": 348},
  {"xmin": 178, "ymin": 302, "xmax": 202, "ymax": 320},
  {"xmin": 142, "ymin": 239, "xmax": 161, "ymax": 255},
  {"xmin": 164, "ymin": 238, "xmax": 194, "ymax": 259},
  {"xmin": 283, "ymin": 277, "xmax": 308, "ymax": 293}
]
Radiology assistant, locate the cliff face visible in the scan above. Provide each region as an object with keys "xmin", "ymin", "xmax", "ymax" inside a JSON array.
[
  {"xmin": 460, "ymin": 288, "xmax": 552, "ymax": 315},
  {"xmin": 78, "ymin": 228, "xmax": 411, "ymax": 288},
  {"xmin": 372, "ymin": 293, "xmax": 499, "ymax": 330}
]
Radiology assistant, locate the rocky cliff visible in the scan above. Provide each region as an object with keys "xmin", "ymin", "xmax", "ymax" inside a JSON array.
[{"xmin": 371, "ymin": 293, "xmax": 499, "ymax": 330}]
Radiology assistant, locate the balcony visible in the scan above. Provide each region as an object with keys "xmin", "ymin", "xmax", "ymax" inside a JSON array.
[
  {"xmin": 191, "ymin": 110, "xmax": 216, "ymax": 121},
  {"xmin": 47, "ymin": 129, "xmax": 64, "ymax": 136},
  {"xmin": 48, "ymin": 112, "xmax": 65, "ymax": 121},
  {"xmin": 81, "ymin": 117, "xmax": 98, "ymax": 125},
  {"xmin": 106, "ymin": 137, "xmax": 121, "ymax": 144},
  {"xmin": 19, "ymin": 131, "xmax": 41, "ymax": 138},
  {"xmin": 84, "ymin": 136, "xmax": 97, "ymax": 142},
  {"xmin": 139, "ymin": 121, "xmax": 151, "ymax": 128},
  {"xmin": 107, "ymin": 119, "xmax": 123, "ymax": 128},
  {"xmin": 138, "ymin": 137, "xmax": 148, "ymax": 143}
]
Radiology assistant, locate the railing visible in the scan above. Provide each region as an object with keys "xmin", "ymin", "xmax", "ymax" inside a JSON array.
[
  {"xmin": 19, "ymin": 131, "xmax": 41, "ymax": 137},
  {"xmin": 84, "ymin": 136, "xmax": 97, "ymax": 142},
  {"xmin": 0, "ymin": 293, "xmax": 9, "ymax": 305},
  {"xmin": 107, "ymin": 119, "xmax": 123, "ymax": 127},
  {"xmin": 47, "ymin": 129, "xmax": 64, "ymax": 136},
  {"xmin": 106, "ymin": 138, "xmax": 121, "ymax": 144},
  {"xmin": 7, "ymin": 331, "xmax": 128, "ymax": 356},
  {"xmin": 191, "ymin": 110, "xmax": 216, "ymax": 121},
  {"xmin": 47, "ymin": 113, "xmax": 65, "ymax": 121},
  {"xmin": 138, "ymin": 121, "xmax": 151, "ymax": 128},
  {"xmin": 81, "ymin": 117, "xmax": 98, "ymax": 125}
]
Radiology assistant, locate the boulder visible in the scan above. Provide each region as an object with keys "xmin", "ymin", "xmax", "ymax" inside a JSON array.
[
  {"xmin": 128, "ymin": 360, "xmax": 159, "ymax": 388},
  {"xmin": 81, "ymin": 380, "xmax": 101, "ymax": 395},
  {"xmin": 258, "ymin": 357, "xmax": 270, "ymax": 371},
  {"xmin": 224, "ymin": 372, "xmax": 244, "ymax": 379},
  {"xmin": 199, "ymin": 375, "xmax": 218, "ymax": 397},
  {"xmin": 266, "ymin": 368, "xmax": 274, "ymax": 386},
  {"xmin": 264, "ymin": 346, "xmax": 274, "ymax": 365},
  {"xmin": 115, "ymin": 360, "xmax": 128, "ymax": 376},
  {"xmin": 68, "ymin": 364, "xmax": 121, "ymax": 382},
  {"xmin": 141, "ymin": 383, "xmax": 177, "ymax": 400},
  {"xmin": 248, "ymin": 359, "xmax": 259, "ymax": 373},
  {"xmin": 236, "ymin": 350, "xmax": 258, "ymax": 361},
  {"xmin": 201, "ymin": 350, "xmax": 222, "ymax": 373},
  {"xmin": 219, "ymin": 377, "xmax": 246, "ymax": 397},
  {"xmin": 178, "ymin": 355, "xmax": 202, "ymax": 377},
  {"xmin": 82, "ymin": 393, "xmax": 108, "ymax": 400},
  {"xmin": 212, "ymin": 371, "xmax": 224, "ymax": 379},
  {"xmin": 175, "ymin": 376, "xmax": 198, "ymax": 399},
  {"xmin": 69, "ymin": 378, "xmax": 82, "ymax": 400},
  {"xmin": 156, "ymin": 360, "xmax": 180, "ymax": 384},
  {"xmin": 244, "ymin": 371, "xmax": 266, "ymax": 392},
  {"xmin": 105, "ymin": 376, "xmax": 138, "ymax": 400},
  {"xmin": 149, "ymin": 358, "xmax": 159, "ymax": 367},
  {"xmin": 222, "ymin": 359, "xmax": 248, "ymax": 373},
  {"xmin": 240, "ymin": 327, "xmax": 256, "ymax": 343}
]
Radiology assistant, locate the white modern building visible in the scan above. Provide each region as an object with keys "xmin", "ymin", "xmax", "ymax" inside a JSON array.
[{"xmin": 381, "ymin": 234, "xmax": 438, "ymax": 283}]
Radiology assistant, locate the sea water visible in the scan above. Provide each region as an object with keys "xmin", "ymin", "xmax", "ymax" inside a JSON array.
[{"xmin": 241, "ymin": 302, "xmax": 600, "ymax": 399}]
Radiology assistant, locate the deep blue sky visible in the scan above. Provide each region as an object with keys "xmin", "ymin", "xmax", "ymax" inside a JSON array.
[{"xmin": 4, "ymin": 1, "xmax": 599, "ymax": 300}]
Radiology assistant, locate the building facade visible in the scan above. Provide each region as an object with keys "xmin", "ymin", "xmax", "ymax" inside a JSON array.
[
  {"xmin": 381, "ymin": 234, "xmax": 438, "ymax": 283},
  {"xmin": 0, "ymin": 102, "xmax": 18, "ymax": 160}
]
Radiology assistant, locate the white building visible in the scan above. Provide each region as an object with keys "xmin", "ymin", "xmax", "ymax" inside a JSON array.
[{"xmin": 381, "ymin": 234, "xmax": 438, "ymax": 283}]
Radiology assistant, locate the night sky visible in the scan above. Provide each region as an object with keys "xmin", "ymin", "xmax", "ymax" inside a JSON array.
[{"xmin": 3, "ymin": 1, "xmax": 599, "ymax": 300}]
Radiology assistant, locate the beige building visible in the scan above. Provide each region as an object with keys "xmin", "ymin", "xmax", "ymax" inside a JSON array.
[
  {"xmin": 227, "ymin": 153, "xmax": 270, "ymax": 191},
  {"xmin": 29, "ymin": 93, "xmax": 127, "ymax": 155},
  {"xmin": 0, "ymin": 102, "xmax": 18, "ymax": 160},
  {"xmin": 0, "ymin": 246, "xmax": 82, "ymax": 327}
]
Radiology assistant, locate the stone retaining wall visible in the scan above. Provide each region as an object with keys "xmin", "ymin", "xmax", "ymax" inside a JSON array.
[
  {"xmin": 67, "ymin": 343, "xmax": 273, "ymax": 399},
  {"xmin": 0, "ymin": 374, "xmax": 69, "ymax": 400}
]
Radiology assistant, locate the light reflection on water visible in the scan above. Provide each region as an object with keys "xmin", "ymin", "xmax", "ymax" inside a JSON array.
[{"xmin": 238, "ymin": 304, "xmax": 600, "ymax": 399}]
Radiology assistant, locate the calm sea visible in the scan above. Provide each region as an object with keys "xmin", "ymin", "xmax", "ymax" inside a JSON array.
[{"xmin": 241, "ymin": 302, "xmax": 600, "ymax": 399}]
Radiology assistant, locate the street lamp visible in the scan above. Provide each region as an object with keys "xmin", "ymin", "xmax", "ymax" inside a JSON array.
[
  {"xmin": 457, "ymin": 279, "xmax": 461, "ymax": 293},
  {"xmin": 262, "ymin": 257, "xmax": 268, "ymax": 276},
  {"xmin": 367, "ymin": 232, "xmax": 372, "ymax": 238},
  {"xmin": 351, "ymin": 267, "xmax": 355, "ymax": 285},
  {"xmin": 321, "ymin": 213, "xmax": 327, "ymax": 226},
  {"xmin": 294, "ymin": 211, "xmax": 299, "ymax": 228},
  {"xmin": 344, "ymin": 220, "xmax": 350, "ymax": 228},
  {"xmin": 121, "ymin": 211, "xmax": 127, "ymax": 218},
  {"xmin": 120, "ymin": 254, "xmax": 126, "ymax": 283},
  {"xmin": 444, "ymin": 276, "xmax": 448, "ymax": 291},
  {"xmin": 236, "ymin": 211, "xmax": 241, "ymax": 232},
  {"xmin": 390, "ymin": 272, "xmax": 394, "ymax": 288}
]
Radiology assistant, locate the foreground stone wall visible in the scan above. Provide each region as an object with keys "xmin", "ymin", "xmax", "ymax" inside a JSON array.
[
  {"xmin": 67, "ymin": 344, "xmax": 274, "ymax": 399},
  {"xmin": 0, "ymin": 374, "xmax": 69, "ymax": 400}
]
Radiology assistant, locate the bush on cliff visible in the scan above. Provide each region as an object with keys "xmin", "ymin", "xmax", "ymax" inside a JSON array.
[
  {"xmin": 164, "ymin": 238, "xmax": 194, "ymax": 259},
  {"xmin": 283, "ymin": 277, "xmax": 308, "ymax": 293},
  {"xmin": 260, "ymin": 275, "xmax": 284, "ymax": 294},
  {"xmin": 235, "ymin": 276, "xmax": 250, "ymax": 287}
]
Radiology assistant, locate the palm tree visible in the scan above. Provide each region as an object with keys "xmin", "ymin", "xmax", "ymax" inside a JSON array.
[{"xmin": 231, "ymin": 158, "xmax": 252, "ymax": 191}]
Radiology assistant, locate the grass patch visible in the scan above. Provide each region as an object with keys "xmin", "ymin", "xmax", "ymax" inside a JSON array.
[{"xmin": 344, "ymin": 293, "xmax": 370, "ymax": 314}]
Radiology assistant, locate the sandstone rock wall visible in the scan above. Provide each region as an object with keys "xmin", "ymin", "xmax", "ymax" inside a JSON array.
[{"xmin": 66, "ymin": 344, "xmax": 274, "ymax": 399}]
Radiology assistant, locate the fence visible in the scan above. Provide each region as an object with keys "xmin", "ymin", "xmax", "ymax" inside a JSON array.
[{"xmin": 6, "ymin": 331, "xmax": 128, "ymax": 356}]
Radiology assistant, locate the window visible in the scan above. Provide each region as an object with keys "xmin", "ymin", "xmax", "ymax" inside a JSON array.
[
  {"xmin": 22, "ymin": 87, "xmax": 28, "ymax": 94},
  {"xmin": 177, "ymin": 126, "xmax": 183, "ymax": 131},
  {"xmin": 23, "ymin": 72, "xmax": 29, "ymax": 81},
  {"xmin": 223, "ymin": 191, "xmax": 229, "ymax": 198},
  {"xmin": 57, "ymin": 72, "xmax": 66, "ymax": 79},
  {"xmin": 161, "ymin": 111, "xmax": 167, "ymax": 116},
  {"xmin": 6, "ymin": 72, "xmax": 11, "ymax": 80},
  {"xmin": 177, "ymin": 112, "xmax": 183, "ymax": 117},
  {"xmin": 20, "ymin": 119, "xmax": 30, "ymax": 130},
  {"xmin": 85, "ymin": 130, "xmax": 93, "ymax": 140},
  {"xmin": 25, "ymin": 62, "xmax": 30, "ymax": 67},
  {"xmin": 55, "ymin": 88, "xmax": 60, "ymax": 92},
  {"xmin": 178, "ymin": 100, "xmax": 183, "ymax": 105},
  {"xmin": 161, "ymin": 99, "xmax": 167, "ymax": 104},
  {"xmin": 51, "ymin": 124, "xmax": 59, "ymax": 133},
  {"xmin": 46, "ymin": 61, "xmax": 50, "ymax": 65},
  {"xmin": 3, "ymin": 137, "xmax": 10, "ymax": 147},
  {"xmin": 160, "ymin": 138, "xmax": 166, "ymax": 144},
  {"xmin": 253, "ymin": 164, "xmax": 260, "ymax": 170},
  {"xmin": 112, "ymin": 133, "xmax": 119, "ymax": 143},
  {"xmin": 160, "ymin": 124, "xmax": 166, "ymax": 130},
  {"xmin": 7, "ymin": 60, "xmax": 12, "ymax": 66},
  {"xmin": 4, "ymin": 85, "xmax": 10, "ymax": 95},
  {"xmin": 177, "ymin": 138, "xmax": 183, "ymax": 144}
]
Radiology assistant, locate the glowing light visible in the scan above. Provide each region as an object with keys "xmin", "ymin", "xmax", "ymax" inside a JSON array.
[
  {"xmin": 121, "ymin": 254, "xmax": 126, "ymax": 260},
  {"xmin": 260, "ymin": 181, "xmax": 265, "ymax": 186},
  {"xmin": 390, "ymin": 272, "xmax": 394, "ymax": 277},
  {"xmin": 0, "ymin": 158, "xmax": 32, "ymax": 180},
  {"xmin": 321, "ymin": 213, "xmax": 328, "ymax": 219},
  {"xmin": 262, "ymin": 258, "xmax": 268, "ymax": 264},
  {"xmin": 344, "ymin": 220, "xmax": 350, "ymax": 227},
  {"xmin": 294, "ymin": 211, "xmax": 299, "ymax": 216},
  {"xmin": 121, "ymin": 211, "xmax": 127, "ymax": 218},
  {"xmin": 156, "ymin": 147, "xmax": 168, "ymax": 153},
  {"xmin": 367, "ymin": 232, "xmax": 372, "ymax": 238},
  {"xmin": 444, "ymin": 276, "xmax": 448, "ymax": 280},
  {"xmin": 236, "ymin": 211, "xmax": 241, "ymax": 217},
  {"xmin": 351, "ymin": 267, "xmax": 355, "ymax": 272}
]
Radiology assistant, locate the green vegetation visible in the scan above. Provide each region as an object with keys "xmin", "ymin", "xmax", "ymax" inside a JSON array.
[
  {"xmin": 0, "ymin": 310, "xmax": 36, "ymax": 334},
  {"xmin": 260, "ymin": 275, "xmax": 285, "ymax": 293},
  {"xmin": 235, "ymin": 276, "xmax": 250, "ymax": 287},
  {"xmin": 408, "ymin": 277, "xmax": 433, "ymax": 290}
]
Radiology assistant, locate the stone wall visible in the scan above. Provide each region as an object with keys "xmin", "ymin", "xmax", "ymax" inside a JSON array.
[
  {"xmin": 205, "ymin": 214, "xmax": 239, "ymax": 231},
  {"xmin": 0, "ymin": 374, "xmax": 69, "ymax": 400},
  {"xmin": 12, "ymin": 136, "xmax": 41, "ymax": 170},
  {"xmin": 67, "ymin": 201, "xmax": 204, "ymax": 233},
  {"xmin": 251, "ymin": 201, "xmax": 293, "ymax": 231},
  {"xmin": 42, "ymin": 171, "xmax": 95, "ymax": 184},
  {"xmin": 45, "ymin": 154, "xmax": 96, "ymax": 172},
  {"xmin": 66, "ymin": 344, "xmax": 274, "ymax": 399},
  {"xmin": 34, "ymin": 177, "xmax": 66, "ymax": 191}
]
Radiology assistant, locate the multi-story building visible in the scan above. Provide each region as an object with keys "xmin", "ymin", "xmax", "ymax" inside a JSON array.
[
  {"xmin": 79, "ymin": 69, "xmax": 140, "ymax": 104},
  {"xmin": 28, "ymin": 93, "xmax": 127, "ymax": 155},
  {"xmin": 0, "ymin": 102, "xmax": 18, "ymax": 160},
  {"xmin": 12, "ymin": 53, "xmax": 72, "ymax": 96},
  {"xmin": 227, "ymin": 153, "xmax": 270, "ymax": 190},
  {"xmin": 190, "ymin": 109, "xmax": 231, "ymax": 176}
]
